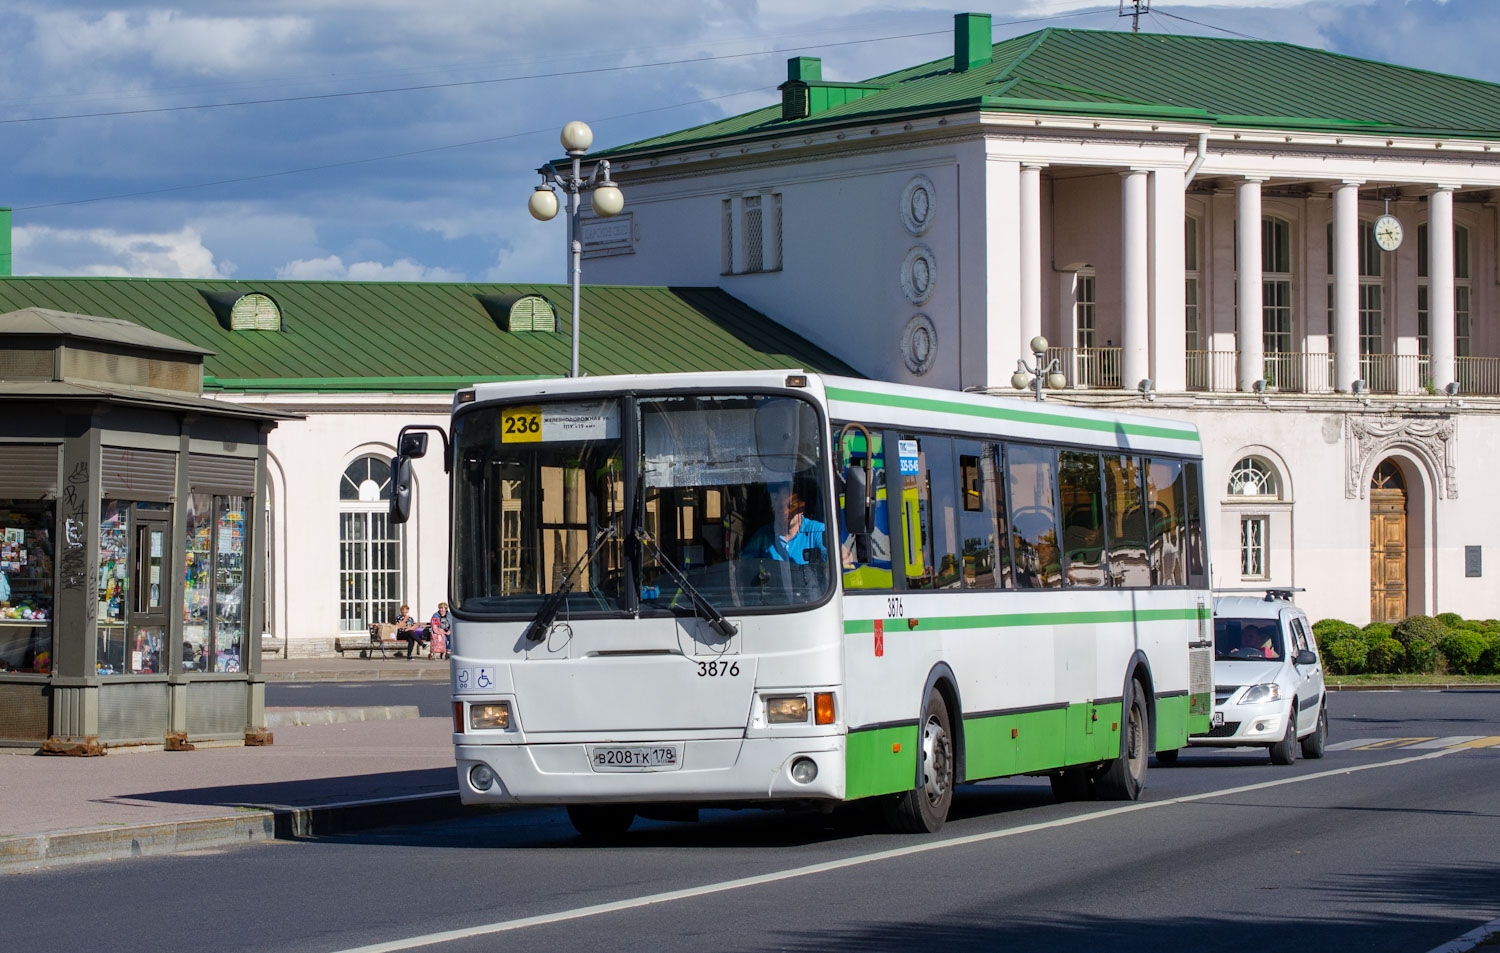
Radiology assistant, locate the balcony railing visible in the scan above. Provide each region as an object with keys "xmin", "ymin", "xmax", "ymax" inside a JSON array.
[{"xmin": 1030, "ymin": 349, "xmax": 1500, "ymax": 395}]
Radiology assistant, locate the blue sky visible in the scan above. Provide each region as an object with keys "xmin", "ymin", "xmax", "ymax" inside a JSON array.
[{"xmin": 3, "ymin": 0, "xmax": 1495, "ymax": 282}]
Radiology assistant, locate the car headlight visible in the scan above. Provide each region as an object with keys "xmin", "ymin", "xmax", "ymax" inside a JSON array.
[{"xmin": 1238, "ymin": 683, "xmax": 1283, "ymax": 705}]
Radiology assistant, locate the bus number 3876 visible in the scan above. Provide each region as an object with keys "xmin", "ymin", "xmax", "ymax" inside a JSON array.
[{"xmin": 696, "ymin": 660, "xmax": 740, "ymax": 677}]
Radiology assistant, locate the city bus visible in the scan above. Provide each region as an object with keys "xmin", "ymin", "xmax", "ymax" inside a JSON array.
[{"xmin": 389, "ymin": 370, "xmax": 1213, "ymax": 836}]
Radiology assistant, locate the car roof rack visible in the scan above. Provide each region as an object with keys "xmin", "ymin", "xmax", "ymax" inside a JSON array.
[{"xmin": 1212, "ymin": 586, "xmax": 1306, "ymax": 602}]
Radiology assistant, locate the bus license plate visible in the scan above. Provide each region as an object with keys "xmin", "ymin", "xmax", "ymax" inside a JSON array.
[
  {"xmin": 1211, "ymin": 711, "xmax": 1225, "ymax": 727},
  {"xmin": 589, "ymin": 744, "xmax": 681, "ymax": 771}
]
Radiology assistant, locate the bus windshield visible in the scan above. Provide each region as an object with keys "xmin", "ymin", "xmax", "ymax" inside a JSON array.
[
  {"xmin": 451, "ymin": 392, "xmax": 832, "ymax": 616},
  {"xmin": 452, "ymin": 399, "xmax": 628, "ymax": 615},
  {"xmin": 638, "ymin": 394, "xmax": 832, "ymax": 610}
]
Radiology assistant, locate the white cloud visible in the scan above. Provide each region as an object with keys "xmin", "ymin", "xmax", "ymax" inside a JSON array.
[
  {"xmin": 31, "ymin": 10, "xmax": 312, "ymax": 76},
  {"xmin": 11, "ymin": 224, "xmax": 230, "ymax": 277},
  {"xmin": 276, "ymin": 255, "xmax": 465, "ymax": 282}
]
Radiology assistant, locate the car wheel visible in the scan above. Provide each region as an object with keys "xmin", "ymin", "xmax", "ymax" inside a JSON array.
[
  {"xmin": 1155, "ymin": 748, "xmax": 1180, "ymax": 765},
  {"xmin": 1096, "ymin": 681, "xmax": 1147, "ymax": 801},
  {"xmin": 566, "ymin": 804, "xmax": 636, "ymax": 840},
  {"xmin": 883, "ymin": 690, "xmax": 955, "ymax": 833},
  {"xmin": 1300, "ymin": 703, "xmax": 1328, "ymax": 759},
  {"xmin": 1269, "ymin": 708, "xmax": 1298, "ymax": 765}
]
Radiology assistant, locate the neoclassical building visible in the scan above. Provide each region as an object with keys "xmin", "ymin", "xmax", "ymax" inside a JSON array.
[{"xmin": 577, "ymin": 14, "xmax": 1500, "ymax": 624}]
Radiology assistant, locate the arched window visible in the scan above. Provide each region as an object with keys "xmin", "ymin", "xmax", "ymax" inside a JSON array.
[
  {"xmin": 1226, "ymin": 456, "xmax": 1282, "ymax": 579},
  {"xmin": 338, "ymin": 456, "xmax": 403, "ymax": 633}
]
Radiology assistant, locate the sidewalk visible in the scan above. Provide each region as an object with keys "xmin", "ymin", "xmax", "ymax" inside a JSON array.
[{"xmin": 1, "ymin": 654, "xmax": 470, "ymax": 875}]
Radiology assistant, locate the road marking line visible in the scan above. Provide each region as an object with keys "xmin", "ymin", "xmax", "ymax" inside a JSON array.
[
  {"xmin": 1406, "ymin": 736, "xmax": 1486, "ymax": 749},
  {"xmin": 1326, "ymin": 738, "xmax": 1381, "ymax": 750},
  {"xmin": 1355, "ymin": 737, "xmax": 1436, "ymax": 750},
  {"xmin": 327, "ymin": 747, "xmax": 1458, "ymax": 953},
  {"xmin": 1451, "ymin": 736, "xmax": 1500, "ymax": 748}
]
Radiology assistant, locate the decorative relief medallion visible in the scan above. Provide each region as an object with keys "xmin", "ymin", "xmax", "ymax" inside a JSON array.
[
  {"xmin": 1344, "ymin": 414, "xmax": 1457, "ymax": 499},
  {"xmin": 901, "ymin": 244, "xmax": 936, "ymax": 305},
  {"xmin": 900, "ymin": 174, "xmax": 935, "ymax": 236},
  {"xmin": 901, "ymin": 314, "xmax": 937, "ymax": 375}
]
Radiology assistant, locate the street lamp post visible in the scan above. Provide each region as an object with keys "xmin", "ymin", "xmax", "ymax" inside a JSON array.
[
  {"xmin": 527, "ymin": 120, "xmax": 625, "ymax": 378},
  {"xmin": 1010, "ymin": 335, "xmax": 1067, "ymax": 401}
]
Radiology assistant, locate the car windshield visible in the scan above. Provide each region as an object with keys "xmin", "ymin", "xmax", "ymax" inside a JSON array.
[{"xmin": 1214, "ymin": 617, "xmax": 1285, "ymax": 661}]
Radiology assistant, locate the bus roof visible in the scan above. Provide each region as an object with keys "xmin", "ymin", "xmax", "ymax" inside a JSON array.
[{"xmin": 461, "ymin": 370, "xmax": 1201, "ymax": 456}]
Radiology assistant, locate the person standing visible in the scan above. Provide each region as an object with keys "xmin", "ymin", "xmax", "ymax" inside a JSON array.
[{"xmin": 428, "ymin": 602, "xmax": 451, "ymax": 660}]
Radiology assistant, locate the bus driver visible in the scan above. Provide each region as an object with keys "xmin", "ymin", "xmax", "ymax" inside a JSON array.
[{"xmin": 741, "ymin": 484, "xmax": 828, "ymax": 565}]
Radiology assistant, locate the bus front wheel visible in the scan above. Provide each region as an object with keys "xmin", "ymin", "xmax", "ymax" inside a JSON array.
[
  {"xmin": 883, "ymin": 690, "xmax": 955, "ymax": 833},
  {"xmin": 1095, "ymin": 682, "xmax": 1147, "ymax": 801},
  {"xmin": 567, "ymin": 804, "xmax": 636, "ymax": 840}
]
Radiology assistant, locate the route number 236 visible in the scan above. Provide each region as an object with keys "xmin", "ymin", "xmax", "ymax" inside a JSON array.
[{"xmin": 697, "ymin": 660, "xmax": 740, "ymax": 677}]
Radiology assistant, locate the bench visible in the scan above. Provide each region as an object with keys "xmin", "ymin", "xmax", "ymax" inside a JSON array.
[{"xmin": 334, "ymin": 625, "xmax": 427, "ymax": 659}]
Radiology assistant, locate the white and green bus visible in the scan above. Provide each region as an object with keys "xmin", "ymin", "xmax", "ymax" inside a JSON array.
[{"xmin": 390, "ymin": 370, "xmax": 1213, "ymax": 836}]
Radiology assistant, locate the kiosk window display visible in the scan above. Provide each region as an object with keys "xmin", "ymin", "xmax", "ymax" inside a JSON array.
[
  {"xmin": 183, "ymin": 492, "xmax": 247, "ymax": 673},
  {"xmin": 97, "ymin": 501, "xmax": 171, "ymax": 675},
  {"xmin": 0, "ymin": 501, "xmax": 55, "ymax": 674}
]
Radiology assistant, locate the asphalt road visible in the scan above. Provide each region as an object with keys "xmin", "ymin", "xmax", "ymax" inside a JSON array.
[{"xmin": 11, "ymin": 690, "xmax": 1498, "ymax": 953}]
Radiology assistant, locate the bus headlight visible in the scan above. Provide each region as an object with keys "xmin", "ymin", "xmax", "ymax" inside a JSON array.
[
  {"xmin": 766, "ymin": 695, "xmax": 809, "ymax": 724},
  {"xmin": 470, "ymin": 702, "xmax": 511, "ymax": 730}
]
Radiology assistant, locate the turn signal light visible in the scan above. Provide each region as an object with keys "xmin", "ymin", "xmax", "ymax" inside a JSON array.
[
  {"xmin": 452, "ymin": 702, "xmax": 464, "ymax": 733},
  {"xmin": 814, "ymin": 692, "xmax": 835, "ymax": 725}
]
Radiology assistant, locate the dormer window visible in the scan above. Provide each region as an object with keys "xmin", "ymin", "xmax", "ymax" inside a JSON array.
[
  {"xmin": 199, "ymin": 290, "xmax": 283, "ymax": 332},
  {"xmin": 230, "ymin": 293, "xmax": 282, "ymax": 331},
  {"xmin": 476, "ymin": 293, "xmax": 558, "ymax": 332}
]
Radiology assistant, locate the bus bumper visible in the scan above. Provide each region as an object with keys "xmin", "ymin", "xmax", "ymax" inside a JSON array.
[{"xmin": 454, "ymin": 736, "xmax": 845, "ymax": 805}]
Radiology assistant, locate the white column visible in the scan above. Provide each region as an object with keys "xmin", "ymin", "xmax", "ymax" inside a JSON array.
[
  {"xmin": 1333, "ymin": 181, "xmax": 1362, "ymax": 393},
  {"xmin": 1122, "ymin": 169, "xmax": 1150, "ymax": 391},
  {"xmin": 1236, "ymin": 177, "xmax": 1265, "ymax": 391},
  {"xmin": 1148, "ymin": 166, "xmax": 1186, "ymax": 392},
  {"xmin": 1019, "ymin": 163, "xmax": 1045, "ymax": 352},
  {"xmin": 1429, "ymin": 186, "xmax": 1457, "ymax": 392}
]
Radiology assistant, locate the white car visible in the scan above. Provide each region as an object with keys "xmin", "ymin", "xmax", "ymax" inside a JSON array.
[{"xmin": 1180, "ymin": 592, "xmax": 1328, "ymax": 764}]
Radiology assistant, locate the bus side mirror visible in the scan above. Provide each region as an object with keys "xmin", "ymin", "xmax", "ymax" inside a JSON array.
[
  {"xmin": 843, "ymin": 465, "xmax": 869, "ymax": 535},
  {"xmin": 390, "ymin": 455, "xmax": 414, "ymax": 524},
  {"xmin": 398, "ymin": 432, "xmax": 429, "ymax": 458}
]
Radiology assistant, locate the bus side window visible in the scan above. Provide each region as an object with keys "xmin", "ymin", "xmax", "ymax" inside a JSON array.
[
  {"xmin": 902, "ymin": 435, "xmax": 960, "ymax": 590},
  {"xmin": 1146, "ymin": 457, "xmax": 1187, "ymax": 587},
  {"xmin": 1059, "ymin": 450, "xmax": 1108, "ymax": 588},
  {"xmin": 956, "ymin": 440, "xmax": 1009, "ymax": 589},
  {"xmin": 836, "ymin": 425, "xmax": 893, "ymax": 589},
  {"xmin": 1005, "ymin": 443, "xmax": 1063, "ymax": 589},
  {"xmin": 1103, "ymin": 454, "xmax": 1150, "ymax": 587},
  {"xmin": 1183, "ymin": 461, "xmax": 1208, "ymax": 587}
]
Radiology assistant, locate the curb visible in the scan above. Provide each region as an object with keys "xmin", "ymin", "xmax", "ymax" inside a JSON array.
[
  {"xmin": 1327, "ymin": 683, "xmax": 1500, "ymax": 692},
  {"xmin": 1, "ymin": 790, "xmax": 468, "ymax": 876},
  {"xmin": 1425, "ymin": 916, "xmax": 1500, "ymax": 953},
  {"xmin": 262, "ymin": 667, "xmax": 450, "ymax": 682},
  {"xmin": 264, "ymin": 705, "xmax": 422, "ymax": 726}
]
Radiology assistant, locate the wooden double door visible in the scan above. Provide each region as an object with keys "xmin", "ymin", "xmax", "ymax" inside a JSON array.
[{"xmin": 1369, "ymin": 460, "xmax": 1407, "ymax": 623}]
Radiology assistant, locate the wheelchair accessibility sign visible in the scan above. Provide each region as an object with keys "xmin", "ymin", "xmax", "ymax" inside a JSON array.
[{"xmin": 454, "ymin": 667, "xmax": 495, "ymax": 693}]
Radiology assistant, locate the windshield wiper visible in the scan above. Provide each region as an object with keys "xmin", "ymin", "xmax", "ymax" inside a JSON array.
[
  {"xmin": 633, "ymin": 526, "xmax": 737, "ymax": 639},
  {"xmin": 522, "ymin": 523, "xmax": 618, "ymax": 643}
]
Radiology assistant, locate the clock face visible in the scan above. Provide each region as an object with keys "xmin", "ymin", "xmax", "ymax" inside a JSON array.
[{"xmin": 1374, "ymin": 214, "xmax": 1403, "ymax": 252}]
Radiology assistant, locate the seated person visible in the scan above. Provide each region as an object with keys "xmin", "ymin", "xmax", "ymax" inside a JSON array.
[
  {"xmin": 392, "ymin": 604, "xmax": 426, "ymax": 659},
  {"xmin": 741, "ymin": 484, "xmax": 827, "ymax": 566},
  {"xmin": 1238, "ymin": 624, "xmax": 1279, "ymax": 659}
]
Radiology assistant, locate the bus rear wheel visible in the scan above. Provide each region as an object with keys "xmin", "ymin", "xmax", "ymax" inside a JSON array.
[
  {"xmin": 1095, "ymin": 682, "xmax": 1147, "ymax": 801},
  {"xmin": 883, "ymin": 691, "xmax": 954, "ymax": 833},
  {"xmin": 567, "ymin": 804, "xmax": 636, "ymax": 840}
]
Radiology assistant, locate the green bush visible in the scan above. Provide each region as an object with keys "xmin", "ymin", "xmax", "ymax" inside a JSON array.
[
  {"xmin": 1362, "ymin": 622, "xmax": 1394, "ymax": 644},
  {"xmin": 1480, "ymin": 635, "xmax": 1500, "ymax": 675},
  {"xmin": 1440, "ymin": 631, "xmax": 1488, "ymax": 675},
  {"xmin": 1436, "ymin": 612, "xmax": 1465, "ymax": 629},
  {"xmin": 1367, "ymin": 637, "xmax": 1405, "ymax": 674},
  {"xmin": 1404, "ymin": 638, "xmax": 1438, "ymax": 674},
  {"xmin": 1392, "ymin": 615, "xmax": 1450, "ymax": 649},
  {"xmin": 1313, "ymin": 619, "xmax": 1360, "ymax": 648},
  {"xmin": 1324, "ymin": 638, "xmax": 1369, "ymax": 675}
]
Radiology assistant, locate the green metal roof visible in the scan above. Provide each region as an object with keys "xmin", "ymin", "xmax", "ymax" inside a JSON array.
[
  {"xmin": 0, "ymin": 277, "xmax": 859, "ymax": 392},
  {"xmin": 603, "ymin": 27, "xmax": 1500, "ymax": 157}
]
